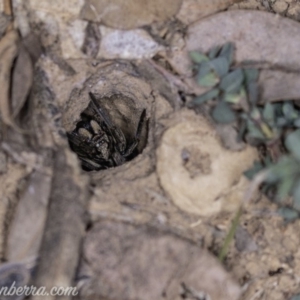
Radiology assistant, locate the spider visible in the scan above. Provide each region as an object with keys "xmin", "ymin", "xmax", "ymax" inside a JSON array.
[{"xmin": 67, "ymin": 92, "xmax": 147, "ymax": 171}]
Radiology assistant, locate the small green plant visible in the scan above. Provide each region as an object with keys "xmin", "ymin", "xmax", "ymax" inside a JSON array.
[
  {"xmin": 190, "ymin": 43, "xmax": 300, "ymax": 217},
  {"xmin": 189, "ymin": 43, "xmax": 300, "ymax": 259}
]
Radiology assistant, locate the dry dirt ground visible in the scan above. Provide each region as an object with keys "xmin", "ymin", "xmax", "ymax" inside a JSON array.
[{"xmin": 1, "ymin": 1, "xmax": 300, "ymax": 300}]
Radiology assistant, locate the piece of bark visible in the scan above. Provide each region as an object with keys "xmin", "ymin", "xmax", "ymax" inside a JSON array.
[
  {"xmin": 6, "ymin": 168, "xmax": 52, "ymax": 262},
  {"xmin": 0, "ymin": 30, "xmax": 21, "ymax": 130},
  {"xmin": 30, "ymin": 149, "xmax": 89, "ymax": 300}
]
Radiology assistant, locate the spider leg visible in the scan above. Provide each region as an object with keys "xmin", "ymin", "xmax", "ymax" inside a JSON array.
[
  {"xmin": 89, "ymin": 92, "xmax": 127, "ymax": 152},
  {"xmin": 135, "ymin": 109, "xmax": 146, "ymax": 141},
  {"xmin": 123, "ymin": 109, "xmax": 146, "ymax": 158}
]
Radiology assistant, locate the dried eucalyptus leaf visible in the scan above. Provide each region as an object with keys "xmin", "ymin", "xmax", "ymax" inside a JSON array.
[
  {"xmin": 220, "ymin": 69, "xmax": 244, "ymax": 93},
  {"xmin": 11, "ymin": 44, "xmax": 33, "ymax": 117},
  {"xmin": 292, "ymin": 180, "xmax": 300, "ymax": 211},
  {"xmin": 262, "ymin": 103, "xmax": 275, "ymax": 127},
  {"xmin": 244, "ymin": 68, "xmax": 259, "ymax": 83},
  {"xmin": 285, "ymin": 130, "xmax": 300, "ymax": 161},
  {"xmin": 219, "ymin": 42, "xmax": 234, "ymax": 65},
  {"xmin": 237, "ymin": 119, "xmax": 247, "ymax": 142},
  {"xmin": 278, "ymin": 207, "xmax": 299, "ymax": 222},
  {"xmin": 81, "ymin": 0, "xmax": 182, "ymax": 30},
  {"xmin": 208, "ymin": 45, "xmax": 221, "ymax": 59},
  {"xmin": 190, "ymin": 51, "xmax": 209, "ymax": 64},
  {"xmin": 210, "ymin": 57, "xmax": 229, "ymax": 78},
  {"xmin": 193, "ymin": 88, "xmax": 219, "ymax": 105},
  {"xmin": 212, "ymin": 101, "xmax": 236, "ymax": 124}
]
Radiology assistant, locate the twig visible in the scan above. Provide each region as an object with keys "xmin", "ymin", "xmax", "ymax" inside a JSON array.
[
  {"xmin": 4, "ymin": 0, "xmax": 13, "ymax": 32},
  {"xmin": 218, "ymin": 170, "xmax": 269, "ymax": 262}
]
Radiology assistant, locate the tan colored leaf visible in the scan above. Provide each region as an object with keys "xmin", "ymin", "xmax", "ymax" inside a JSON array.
[
  {"xmin": 80, "ymin": 0, "xmax": 182, "ymax": 29},
  {"xmin": 177, "ymin": 0, "xmax": 241, "ymax": 25},
  {"xmin": 0, "ymin": 30, "xmax": 21, "ymax": 131},
  {"xmin": 6, "ymin": 170, "xmax": 52, "ymax": 262},
  {"xmin": 187, "ymin": 10, "xmax": 300, "ymax": 71},
  {"xmin": 79, "ymin": 220, "xmax": 241, "ymax": 300},
  {"xmin": 11, "ymin": 44, "xmax": 33, "ymax": 117}
]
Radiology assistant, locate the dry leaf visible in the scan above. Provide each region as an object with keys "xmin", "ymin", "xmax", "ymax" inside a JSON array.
[
  {"xmin": 11, "ymin": 44, "xmax": 33, "ymax": 117},
  {"xmin": 31, "ymin": 149, "xmax": 89, "ymax": 300},
  {"xmin": 80, "ymin": 0, "xmax": 182, "ymax": 29},
  {"xmin": 6, "ymin": 170, "xmax": 52, "ymax": 262},
  {"xmin": 79, "ymin": 220, "xmax": 241, "ymax": 300},
  {"xmin": 187, "ymin": 10, "xmax": 300, "ymax": 72},
  {"xmin": 0, "ymin": 30, "xmax": 21, "ymax": 130},
  {"xmin": 259, "ymin": 69, "xmax": 300, "ymax": 102},
  {"xmin": 177, "ymin": 0, "xmax": 241, "ymax": 25}
]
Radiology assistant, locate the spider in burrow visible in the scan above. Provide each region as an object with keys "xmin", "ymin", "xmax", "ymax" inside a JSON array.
[{"xmin": 67, "ymin": 92, "xmax": 148, "ymax": 171}]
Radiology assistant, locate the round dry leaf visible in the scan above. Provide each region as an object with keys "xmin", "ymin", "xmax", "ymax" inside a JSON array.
[
  {"xmin": 80, "ymin": 0, "xmax": 182, "ymax": 29},
  {"xmin": 177, "ymin": 0, "xmax": 239, "ymax": 25},
  {"xmin": 259, "ymin": 70, "xmax": 300, "ymax": 102},
  {"xmin": 80, "ymin": 221, "xmax": 241, "ymax": 300},
  {"xmin": 156, "ymin": 110, "xmax": 258, "ymax": 216},
  {"xmin": 187, "ymin": 10, "xmax": 300, "ymax": 71}
]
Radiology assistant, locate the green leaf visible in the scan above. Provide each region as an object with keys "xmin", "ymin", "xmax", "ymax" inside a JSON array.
[
  {"xmin": 209, "ymin": 57, "xmax": 230, "ymax": 78},
  {"xmin": 193, "ymin": 88, "xmax": 219, "ymax": 105},
  {"xmin": 282, "ymin": 102, "xmax": 298, "ymax": 120},
  {"xmin": 197, "ymin": 72, "xmax": 219, "ymax": 87},
  {"xmin": 276, "ymin": 117, "xmax": 288, "ymax": 127},
  {"xmin": 247, "ymin": 81, "xmax": 259, "ymax": 105},
  {"xmin": 220, "ymin": 69, "xmax": 244, "ymax": 93},
  {"xmin": 244, "ymin": 68, "xmax": 259, "ymax": 83},
  {"xmin": 262, "ymin": 103, "xmax": 275, "ymax": 127},
  {"xmin": 197, "ymin": 62, "xmax": 219, "ymax": 87},
  {"xmin": 292, "ymin": 179, "xmax": 300, "ymax": 211},
  {"xmin": 285, "ymin": 130, "xmax": 300, "ymax": 161},
  {"xmin": 278, "ymin": 207, "xmax": 299, "ymax": 222},
  {"xmin": 247, "ymin": 124, "xmax": 265, "ymax": 140},
  {"xmin": 294, "ymin": 118, "xmax": 300, "ymax": 127},
  {"xmin": 197, "ymin": 61, "xmax": 210, "ymax": 77},
  {"xmin": 244, "ymin": 161, "xmax": 264, "ymax": 179},
  {"xmin": 190, "ymin": 51, "xmax": 209, "ymax": 64},
  {"xmin": 291, "ymin": 294, "xmax": 300, "ymax": 300},
  {"xmin": 276, "ymin": 176, "xmax": 294, "ymax": 202},
  {"xmin": 224, "ymin": 88, "xmax": 246, "ymax": 105},
  {"xmin": 219, "ymin": 42, "xmax": 234, "ymax": 65},
  {"xmin": 211, "ymin": 101, "xmax": 236, "ymax": 124},
  {"xmin": 208, "ymin": 45, "xmax": 221, "ymax": 59},
  {"xmin": 266, "ymin": 156, "xmax": 300, "ymax": 183}
]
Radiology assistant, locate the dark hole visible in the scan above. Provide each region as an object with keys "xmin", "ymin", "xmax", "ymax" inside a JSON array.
[{"xmin": 67, "ymin": 93, "xmax": 149, "ymax": 171}]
